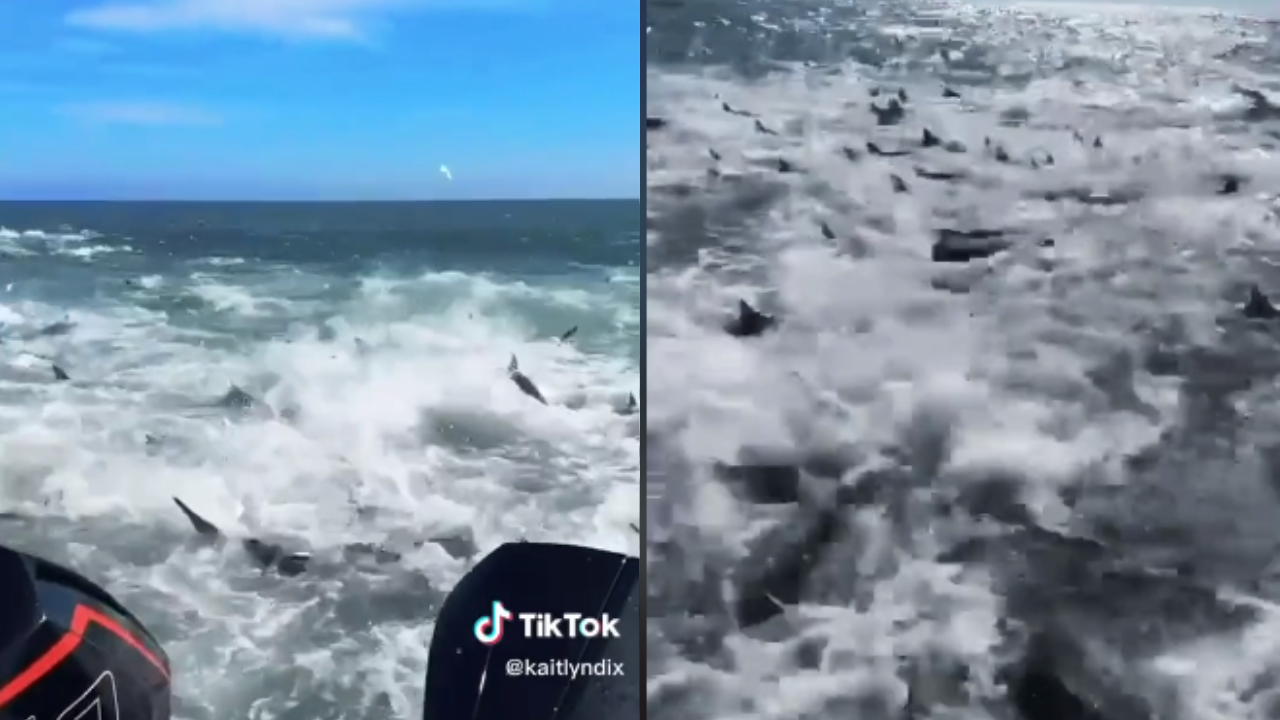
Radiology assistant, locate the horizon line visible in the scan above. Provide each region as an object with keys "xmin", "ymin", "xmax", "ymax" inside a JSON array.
[{"xmin": 0, "ymin": 197, "xmax": 641, "ymax": 204}]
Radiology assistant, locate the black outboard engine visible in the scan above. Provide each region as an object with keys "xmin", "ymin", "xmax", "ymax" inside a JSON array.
[
  {"xmin": 0, "ymin": 540, "xmax": 637, "ymax": 720},
  {"xmin": 423, "ymin": 542, "xmax": 640, "ymax": 720},
  {"xmin": 0, "ymin": 545, "xmax": 170, "ymax": 720}
]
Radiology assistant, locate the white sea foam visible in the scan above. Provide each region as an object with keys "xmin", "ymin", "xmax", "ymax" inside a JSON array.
[
  {"xmin": 0, "ymin": 225, "xmax": 640, "ymax": 718},
  {"xmin": 647, "ymin": 2, "xmax": 1280, "ymax": 718}
]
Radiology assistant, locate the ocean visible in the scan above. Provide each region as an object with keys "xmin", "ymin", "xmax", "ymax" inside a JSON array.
[
  {"xmin": 646, "ymin": 2, "xmax": 1280, "ymax": 719},
  {"xmin": 0, "ymin": 199, "xmax": 641, "ymax": 718}
]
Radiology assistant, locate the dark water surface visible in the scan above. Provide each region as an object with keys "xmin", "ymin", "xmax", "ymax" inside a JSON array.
[{"xmin": 646, "ymin": 2, "xmax": 1280, "ymax": 719}]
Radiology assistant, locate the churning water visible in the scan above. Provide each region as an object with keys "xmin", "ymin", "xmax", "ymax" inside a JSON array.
[
  {"xmin": 0, "ymin": 200, "xmax": 641, "ymax": 719},
  {"xmin": 646, "ymin": 2, "xmax": 1280, "ymax": 718}
]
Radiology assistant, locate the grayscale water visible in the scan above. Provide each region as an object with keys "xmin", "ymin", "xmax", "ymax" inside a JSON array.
[
  {"xmin": 0, "ymin": 200, "xmax": 642, "ymax": 719},
  {"xmin": 646, "ymin": 2, "xmax": 1280, "ymax": 719}
]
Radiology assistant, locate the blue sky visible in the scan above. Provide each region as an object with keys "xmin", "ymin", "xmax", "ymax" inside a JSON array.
[{"xmin": 0, "ymin": 0, "xmax": 640, "ymax": 200}]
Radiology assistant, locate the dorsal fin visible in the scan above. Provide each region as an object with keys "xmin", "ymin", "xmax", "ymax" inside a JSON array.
[
  {"xmin": 508, "ymin": 354, "xmax": 519, "ymax": 374},
  {"xmin": 173, "ymin": 497, "xmax": 222, "ymax": 537},
  {"xmin": 738, "ymin": 299, "xmax": 758, "ymax": 319},
  {"xmin": 626, "ymin": 393, "xmax": 637, "ymax": 410},
  {"xmin": 1251, "ymin": 285, "xmax": 1270, "ymax": 308},
  {"xmin": 1246, "ymin": 285, "xmax": 1279, "ymax": 318}
]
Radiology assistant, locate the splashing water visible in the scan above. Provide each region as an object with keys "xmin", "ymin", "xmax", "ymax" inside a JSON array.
[
  {"xmin": 0, "ymin": 199, "xmax": 641, "ymax": 719},
  {"xmin": 647, "ymin": 1, "xmax": 1280, "ymax": 719}
]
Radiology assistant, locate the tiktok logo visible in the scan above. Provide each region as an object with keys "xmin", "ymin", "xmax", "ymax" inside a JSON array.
[{"xmin": 473, "ymin": 601, "xmax": 513, "ymax": 645}]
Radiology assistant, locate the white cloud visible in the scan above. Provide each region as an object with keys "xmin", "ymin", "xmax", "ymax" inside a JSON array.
[
  {"xmin": 57, "ymin": 101, "xmax": 223, "ymax": 126},
  {"xmin": 64, "ymin": 0, "xmax": 413, "ymax": 41},
  {"xmin": 64, "ymin": 0, "xmax": 553, "ymax": 40}
]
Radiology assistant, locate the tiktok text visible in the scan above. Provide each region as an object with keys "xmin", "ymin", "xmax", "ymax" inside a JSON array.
[{"xmin": 504, "ymin": 658, "xmax": 625, "ymax": 679}]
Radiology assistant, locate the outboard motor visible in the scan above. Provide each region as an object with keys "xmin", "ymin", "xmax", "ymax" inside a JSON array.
[
  {"xmin": 0, "ymin": 545, "xmax": 170, "ymax": 720},
  {"xmin": 423, "ymin": 542, "xmax": 640, "ymax": 720},
  {"xmin": 0, "ymin": 540, "xmax": 640, "ymax": 720}
]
